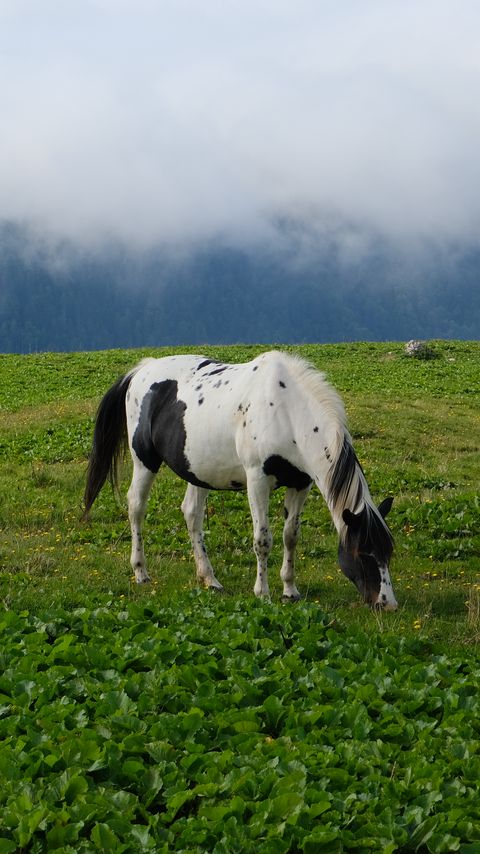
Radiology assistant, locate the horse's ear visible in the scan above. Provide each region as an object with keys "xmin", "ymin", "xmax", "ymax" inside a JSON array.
[
  {"xmin": 378, "ymin": 497, "xmax": 393, "ymax": 519},
  {"xmin": 342, "ymin": 509, "xmax": 361, "ymax": 530}
]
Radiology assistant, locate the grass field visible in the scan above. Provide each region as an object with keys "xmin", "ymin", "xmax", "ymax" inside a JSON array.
[
  {"xmin": 1, "ymin": 340, "xmax": 479, "ymax": 642},
  {"xmin": 1, "ymin": 340, "xmax": 479, "ymax": 852}
]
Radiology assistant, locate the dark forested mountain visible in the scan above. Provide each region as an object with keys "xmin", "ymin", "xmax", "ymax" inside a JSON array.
[{"xmin": 1, "ymin": 220, "xmax": 478, "ymax": 352}]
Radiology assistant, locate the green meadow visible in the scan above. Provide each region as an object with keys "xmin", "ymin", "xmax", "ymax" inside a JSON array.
[{"xmin": 1, "ymin": 341, "xmax": 479, "ymax": 852}]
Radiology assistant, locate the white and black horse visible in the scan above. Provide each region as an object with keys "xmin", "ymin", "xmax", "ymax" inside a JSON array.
[{"xmin": 84, "ymin": 351, "xmax": 397, "ymax": 609}]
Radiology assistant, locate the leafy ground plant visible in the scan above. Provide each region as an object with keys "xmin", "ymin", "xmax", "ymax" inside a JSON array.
[{"xmin": 1, "ymin": 594, "xmax": 480, "ymax": 853}]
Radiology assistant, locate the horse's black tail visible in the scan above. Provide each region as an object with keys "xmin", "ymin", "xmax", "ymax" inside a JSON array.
[{"xmin": 83, "ymin": 371, "xmax": 134, "ymax": 518}]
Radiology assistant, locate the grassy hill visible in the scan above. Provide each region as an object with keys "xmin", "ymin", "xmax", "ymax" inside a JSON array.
[{"xmin": 1, "ymin": 340, "xmax": 480, "ymax": 852}]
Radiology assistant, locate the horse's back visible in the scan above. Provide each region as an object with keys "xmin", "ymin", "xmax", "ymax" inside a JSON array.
[{"xmin": 128, "ymin": 350, "xmax": 298, "ymax": 389}]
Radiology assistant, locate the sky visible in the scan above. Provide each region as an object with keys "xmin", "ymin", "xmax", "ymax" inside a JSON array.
[{"xmin": 1, "ymin": 0, "xmax": 480, "ymax": 251}]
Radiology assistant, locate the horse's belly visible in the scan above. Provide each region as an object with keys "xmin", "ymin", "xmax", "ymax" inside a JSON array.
[
  {"xmin": 183, "ymin": 429, "xmax": 246, "ymax": 491},
  {"xmin": 188, "ymin": 465, "xmax": 247, "ymax": 491}
]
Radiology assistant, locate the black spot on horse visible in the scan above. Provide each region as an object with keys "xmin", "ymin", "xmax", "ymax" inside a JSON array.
[
  {"xmin": 198, "ymin": 397, "xmax": 204, "ymax": 405},
  {"xmin": 279, "ymin": 381, "xmax": 286, "ymax": 388},
  {"xmin": 208, "ymin": 366, "xmax": 227, "ymax": 376},
  {"xmin": 231, "ymin": 480, "xmax": 243, "ymax": 490},
  {"xmin": 253, "ymin": 366, "xmax": 258, "ymax": 371},
  {"xmin": 132, "ymin": 380, "xmax": 212, "ymax": 488},
  {"xmin": 313, "ymin": 426, "xmax": 319, "ymax": 433},
  {"xmin": 197, "ymin": 359, "xmax": 218, "ymax": 371},
  {"xmin": 262, "ymin": 455, "xmax": 312, "ymax": 491}
]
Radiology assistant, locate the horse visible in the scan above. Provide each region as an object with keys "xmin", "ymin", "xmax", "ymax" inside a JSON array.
[{"xmin": 84, "ymin": 351, "xmax": 397, "ymax": 610}]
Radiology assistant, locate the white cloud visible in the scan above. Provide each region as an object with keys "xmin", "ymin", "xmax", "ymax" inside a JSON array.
[{"xmin": 1, "ymin": 0, "xmax": 480, "ymax": 247}]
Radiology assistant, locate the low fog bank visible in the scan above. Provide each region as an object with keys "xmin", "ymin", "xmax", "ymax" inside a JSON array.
[{"xmin": 1, "ymin": 219, "xmax": 478, "ymax": 353}]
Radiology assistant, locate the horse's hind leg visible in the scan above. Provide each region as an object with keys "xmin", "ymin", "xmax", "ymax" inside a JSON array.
[
  {"xmin": 128, "ymin": 458, "xmax": 155, "ymax": 583},
  {"xmin": 280, "ymin": 485, "xmax": 312, "ymax": 601},
  {"xmin": 181, "ymin": 484, "xmax": 224, "ymax": 591}
]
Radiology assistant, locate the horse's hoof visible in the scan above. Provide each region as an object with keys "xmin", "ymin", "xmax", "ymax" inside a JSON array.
[
  {"xmin": 136, "ymin": 576, "xmax": 151, "ymax": 584},
  {"xmin": 208, "ymin": 585, "xmax": 227, "ymax": 595},
  {"xmin": 281, "ymin": 594, "xmax": 301, "ymax": 604}
]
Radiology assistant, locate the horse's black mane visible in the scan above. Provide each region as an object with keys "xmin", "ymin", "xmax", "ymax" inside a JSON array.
[
  {"xmin": 329, "ymin": 436, "xmax": 364, "ymax": 513},
  {"xmin": 329, "ymin": 436, "xmax": 394, "ymax": 563}
]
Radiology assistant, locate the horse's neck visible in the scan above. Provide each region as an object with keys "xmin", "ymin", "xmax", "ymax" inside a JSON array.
[{"xmin": 300, "ymin": 417, "xmax": 370, "ymax": 535}]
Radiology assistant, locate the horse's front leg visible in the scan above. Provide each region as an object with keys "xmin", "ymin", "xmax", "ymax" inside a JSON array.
[
  {"xmin": 247, "ymin": 470, "xmax": 273, "ymax": 598},
  {"xmin": 181, "ymin": 484, "xmax": 224, "ymax": 591},
  {"xmin": 280, "ymin": 485, "xmax": 312, "ymax": 601},
  {"xmin": 127, "ymin": 459, "xmax": 155, "ymax": 583}
]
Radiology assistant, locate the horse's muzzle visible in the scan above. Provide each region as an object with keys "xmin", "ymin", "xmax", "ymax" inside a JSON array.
[{"xmin": 372, "ymin": 592, "xmax": 398, "ymax": 611}]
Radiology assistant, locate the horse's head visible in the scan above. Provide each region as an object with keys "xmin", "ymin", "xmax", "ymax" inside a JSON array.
[{"xmin": 338, "ymin": 497, "xmax": 397, "ymax": 610}]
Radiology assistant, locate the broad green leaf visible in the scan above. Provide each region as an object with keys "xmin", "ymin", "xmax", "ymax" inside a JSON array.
[
  {"xmin": 121, "ymin": 759, "xmax": 146, "ymax": 783},
  {"xmin": 308, "ymin": 797, "xmax": 332, "ymax": 818},
  {"xmin": 410, "ymin": 816, "xmax": 439, "ymax": 851},
  {"xmin": 90, "ymin": 823, "xmax": 121, "ymax": 852},
  {"xmin": 65, "ymin": 774, "xmax": 89, "ymax": 804},
  {"xmin": 130, "ymin": 825, "xmax": 156, "ymax": 850},
  {"xmin": 262, "ymin": 694, "xmax": 287, "ymax": 732},
  {"xmin": 301, "ymin": 828, "xmax": 342, "ymax": 854},
  {"xmin": 428, "ymin": 833, "xmax": 461, "ymax": 853},
  {"xmin": 165, "ymin": 790, "xmax": 194, "ymax": 820},
  {"xmin": 267, "ymin": 791, "xmax": 304, "ymax": 821}
]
